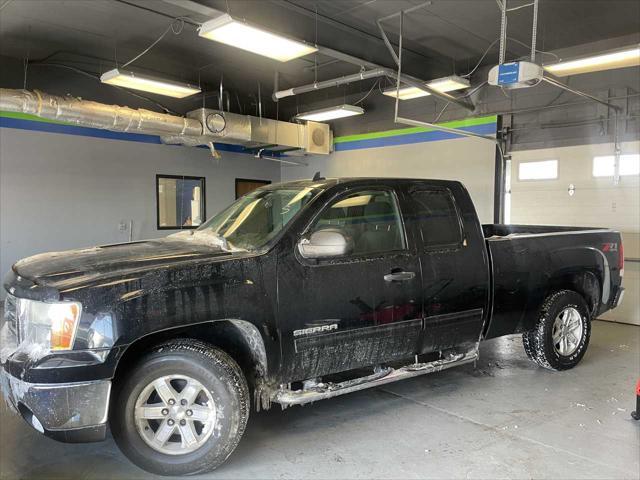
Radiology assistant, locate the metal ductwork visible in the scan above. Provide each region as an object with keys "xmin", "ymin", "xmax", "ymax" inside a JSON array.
[
  {"xmin": 0, "ymin": 88, "xmax": 332, "ymax": 155},
  {"xmin": 164, "ymin": 108, "xmax": 332, "ymax": 155},
  {"xmin": 0, "ymin": 88, "xmax": 203, "ymax": 137}
]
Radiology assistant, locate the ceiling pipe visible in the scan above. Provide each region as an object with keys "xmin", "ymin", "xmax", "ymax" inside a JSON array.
[
  {"xmin": 0, "ymin": 88, "xmax": 203, "ymax": 136},
  {"xmin": 395, "ymin": 115, "xmax": 499, "ymax": 144},
  {"xmin": 274, "ymin": 68, "xmax": 386, "ymax": 100},
  {"xmin": 273, "ymin": 66, "xmax": 474, "ymax": 111},
  {"xmin": 541, "ymin": 76, "xmax": 622, "ymax": 112},
  {"xmin": 314, "ymin": 46, "xmax": 380, "ymax": 70}
]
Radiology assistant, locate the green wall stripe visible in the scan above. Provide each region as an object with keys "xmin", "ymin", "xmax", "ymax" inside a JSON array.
[
  {"xmin": 2, "ymin": 111, "xmax": 498, "ymax": 147},
  {"xmin": 0, "ymin": 111, "xmax": 69, "ymax": 125},
  {"xmin": 333, "ymin": 115, "xmax": 498, "ymax": 144}
]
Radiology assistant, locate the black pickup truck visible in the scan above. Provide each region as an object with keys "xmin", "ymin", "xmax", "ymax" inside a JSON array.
[{"xmin": 1, "ymin": 177, "xmax": 625, "ymax": 475}]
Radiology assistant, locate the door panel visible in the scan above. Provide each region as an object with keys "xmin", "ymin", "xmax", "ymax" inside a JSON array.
[
  {"xmin": 276, "ymin": 186, "xmax": 422, "ymax": 381},
  {"xmin": 403, "ymin": 184, "xmax": 489, "ymax": 353}
]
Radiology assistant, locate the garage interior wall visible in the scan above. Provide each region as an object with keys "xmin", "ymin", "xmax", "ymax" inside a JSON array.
[
  {"xmin": 0, "ymin": 124, "xmax": 281, "ymax": 297},
  {"xmin": 282, "ymin": 119, "xmax": 498, "ymax": 224},
  {"xmin": 510, "ymin": 141, "xmax": 640, "ymax": 325}
]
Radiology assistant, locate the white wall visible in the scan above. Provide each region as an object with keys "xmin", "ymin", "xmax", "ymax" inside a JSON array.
[
  {"xmin": 0, "ymin": 127, "xmax": 280, "ymax": 293},
  {"xmin": 281, "ymin": 136, "xmax": 497, "ymax": 224},
  {"xmin": 510, "ymin": 141, "xmax": 640, "ymax": 325}
]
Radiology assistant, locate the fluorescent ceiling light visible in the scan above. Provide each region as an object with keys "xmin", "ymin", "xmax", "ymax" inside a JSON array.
[
  {"xmin": 383, "ymin": 85, "xmax": 432, "ymax": 100},
  {"xmin": 383, "ymin": 75, "xmax": 470, "ymax": 100},
  {"xmin": 296, "ymin": 105, "xmax": 364, "ymax": 122},
  {"xmin": 427, "ymin": 75, "xmax": 471, "ymax": 92},
  {"xmin": 100, "ymin": 68, "xmax": 201, "ymax": 98},
  {"xmin": 544, "ymin": 45, "xmax": 640, "ymax": 77},
  {"xmin": 199, "ymin": 14, "xmax": 318, "ymax": 62}
]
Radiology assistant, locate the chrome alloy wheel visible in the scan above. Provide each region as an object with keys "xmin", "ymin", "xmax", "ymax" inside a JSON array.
[
  {"xmin": 134, "ymin": 375, "xmax": 217, "ymax": 455},
  {"xmin": 552, "ymin": 307, "xmax": 584, "ymax": 356}
]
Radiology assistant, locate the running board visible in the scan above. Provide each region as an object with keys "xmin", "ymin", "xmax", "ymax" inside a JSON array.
[{"xmin": 274, "ymin": 349, "xmax": 478, "ymax": 406}]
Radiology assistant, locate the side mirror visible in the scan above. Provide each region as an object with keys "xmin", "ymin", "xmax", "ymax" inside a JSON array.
[{"xmin": 298, "ymin": 228, "xmax": 351, "ymax": 259}]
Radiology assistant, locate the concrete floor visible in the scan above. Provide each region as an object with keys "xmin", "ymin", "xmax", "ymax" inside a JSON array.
[{"xmin": 1, "ymin": 320, "xmax": 638, "ymax": 480}]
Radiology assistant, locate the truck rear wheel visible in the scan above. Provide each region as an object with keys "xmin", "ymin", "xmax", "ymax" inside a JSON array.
[
  {"xmin": 111, "ymin": 339, "xmax": 249, "ymax": 476},
  {"xmin": 523, "ymin": 290, "xmax": 591, "ymax": 371}
]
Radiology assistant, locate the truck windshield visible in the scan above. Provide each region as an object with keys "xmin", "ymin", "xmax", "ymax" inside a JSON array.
[{"xmin": 197, "ymin": 186, "xmax": 319, "ymax": 251}]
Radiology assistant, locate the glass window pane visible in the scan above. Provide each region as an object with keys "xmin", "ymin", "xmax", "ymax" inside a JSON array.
[
  {"xmin": 408, "ymin": 190, "xmax": 462, "ymax": 247},
  {"xmin": 593, "ymin": 154, "xmax": 640, "ymax": 177},
  {"xmin": 620, "ymin": 154, "xmax": 640, "ymax": 176},
  {"xmin": 518, "ymin": 160, "xmax": 558, "ymax": 180},
  {"xmin": 200, "ymin": 186, "xmax": 318, "ymax": 251},
  {"xmin": 157, "ymin": 176, "xmax": 205, "ymax": 229},
  {"xmin": 593, "ymin": 156, "xmax": 615, "ymax": 177},
  {"xmin": 312, "ymin": 189, "xmax": 405, "ymax": 256}
]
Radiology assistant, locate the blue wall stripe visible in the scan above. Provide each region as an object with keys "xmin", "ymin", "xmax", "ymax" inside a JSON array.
[
  {"xmin": 0, "ymin": 116, "xmax": 256, "ymax": 154},
  {"xmin": 1, "ymin": 115, "xmax": 497, "ymax": 154},
  {"xmin": 334, "ymin": 123, "xmax": 497, "ymax": 151}
]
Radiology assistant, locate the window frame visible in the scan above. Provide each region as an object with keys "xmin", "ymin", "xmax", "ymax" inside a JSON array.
[
  {"xmin": 235, "ymin": 178, "xmax": 272, "ymax": 199},
  {"xmin": 517, "ymin": 159, "xmax": 559, "ymax": 181},
  {"xmin": 299, "ymin": 185, "xmax": 410, "ymax": 263},
  {"xmin": 156, "ymin": 174, "xmax": 206, "ymax": 230},
  {"xmin": 407, "ymin": 186, "xmax": 465, "ymax": 251}
]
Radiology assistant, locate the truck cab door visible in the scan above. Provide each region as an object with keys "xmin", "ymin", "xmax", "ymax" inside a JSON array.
[
  {"xmin": 402, "ymin": 183, "xmax": 489, "ymax": 354},
  {"xmin": 276, "ymin": 185, "xmax": 423, "ymax": 382}
]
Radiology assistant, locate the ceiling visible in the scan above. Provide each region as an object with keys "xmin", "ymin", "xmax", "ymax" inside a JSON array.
[{"xmin": 1, "ymin": 0, "xmax": 638, "ymax": 116}]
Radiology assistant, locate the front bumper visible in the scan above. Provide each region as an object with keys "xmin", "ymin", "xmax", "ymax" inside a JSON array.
[{"xmin": 1, "ymin": 367, "xmax": 111, "ymax": 443}]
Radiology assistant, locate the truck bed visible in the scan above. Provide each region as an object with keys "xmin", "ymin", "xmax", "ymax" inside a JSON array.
[{"xmin": 481, "ymin": 224, "xmax": 623, "ymax": 340}]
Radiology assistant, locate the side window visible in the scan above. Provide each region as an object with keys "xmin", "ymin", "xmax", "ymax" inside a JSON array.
[
  {"xmin": 409, "ymin": 189, "xmax": 462, "ymax": 248},
  {"xmin": 311, "ymin": 189, "xmax": 406, "ymax": 256}
]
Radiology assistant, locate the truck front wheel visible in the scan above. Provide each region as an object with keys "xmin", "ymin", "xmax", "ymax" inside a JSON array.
[
  {"xmin": 111, "ymin": 339, "xmax": 249, "ymax": 476},
  {"xmin": 523, "ymin": 290, "xmax": 591, "ymax": 371}
]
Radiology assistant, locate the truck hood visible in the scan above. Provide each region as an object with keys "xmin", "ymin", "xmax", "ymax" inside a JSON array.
[{"xmin": 11, "ymin": 236, "xmax": 239, "ymax": 292}]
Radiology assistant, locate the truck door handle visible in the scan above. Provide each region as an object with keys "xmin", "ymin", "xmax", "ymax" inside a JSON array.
[{"xmin": 384, "ymin": 271, "xmax": 416, "ymax": 282}]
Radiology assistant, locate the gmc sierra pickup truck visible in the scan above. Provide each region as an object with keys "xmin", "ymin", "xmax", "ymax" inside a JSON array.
[{"xmin": 1, "ymin": 177, "xmax": 625, "ymax": 476}]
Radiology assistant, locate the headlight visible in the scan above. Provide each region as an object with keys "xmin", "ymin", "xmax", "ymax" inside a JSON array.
[{"xmin": 16, "ymin": 298, "xmax": 82, "ymax": 351}]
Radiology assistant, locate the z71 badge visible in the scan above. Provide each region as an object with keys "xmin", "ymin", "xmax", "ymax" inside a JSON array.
[{"xmin": 293, "ymin": 324, "xmax": 338, "ymax": 337}]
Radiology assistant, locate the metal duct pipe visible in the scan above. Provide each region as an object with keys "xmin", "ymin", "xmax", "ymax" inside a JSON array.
[
  {"xmin": 0, "ymin": 88, "xmax": 203, "ymax": 137},
  {"xmin": 272, "ymin": 68, "xmax": 474, "ymax": 111},
  {"xmin": 273, "ymin": 68, "xmax": 388, "ymax": 100}
]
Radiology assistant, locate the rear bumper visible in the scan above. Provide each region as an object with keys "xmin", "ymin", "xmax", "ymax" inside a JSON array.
[{"xmin": 1, "ymin": 367, "xmax": 110, "ymax": 443}]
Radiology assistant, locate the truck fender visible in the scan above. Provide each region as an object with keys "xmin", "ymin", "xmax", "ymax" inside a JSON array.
[
  {"xmin": 548, "ymin": 246, "xmax": 608, "ymax": 316},
  {"xmin": 111, "ymin": 319, "xmax": 269, "ymax": 393}
]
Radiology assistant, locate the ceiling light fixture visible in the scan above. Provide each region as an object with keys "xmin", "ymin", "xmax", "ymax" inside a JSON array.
[
  {"xmin": 296, "ymin": 105, "xmax": 364, "ymax": 122},
  {"xmin": 199, "ymin": 14, "xmax": 318, "ymax": 62},
  {"xmin": 382, "ymin": 75, "xmax": 470, "ymax": 100},
  {"xmin": 544, "ymin": 45, "xmax": 640, "ymax": 77},
  {"xmin": 100, "ymin": 68, "xmax": 201, "ymax": 98}
]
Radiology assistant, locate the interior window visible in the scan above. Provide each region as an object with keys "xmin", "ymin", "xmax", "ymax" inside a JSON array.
[
  {"xmin": 157, "ymin": 175, "xmax": 205, "ymax": 229},
  {"xmin": 312, "ymin": 189, "xmax": 406, "ymax": 256},
  {"xmin": 409, "ymin": 189, "xmax": 462, "ymax": 247}
]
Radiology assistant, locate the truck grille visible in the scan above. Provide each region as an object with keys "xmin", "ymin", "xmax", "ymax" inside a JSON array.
[{"xmin": 1, "ymin": 294, "xmax": 20, "ymax": 363}]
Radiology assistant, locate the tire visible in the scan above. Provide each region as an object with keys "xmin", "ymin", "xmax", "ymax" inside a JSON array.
[
  {"xmin": 111, "ymin": 339, "xmax": 249, "ymax": 476},
  {"xmin": 523, "ymin": 290, "xmax": 591, "ymax": 371}
]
